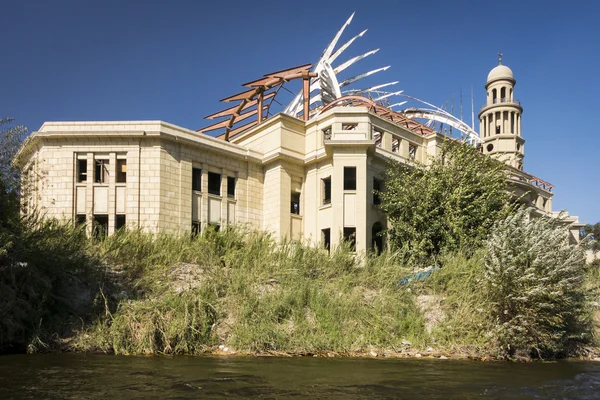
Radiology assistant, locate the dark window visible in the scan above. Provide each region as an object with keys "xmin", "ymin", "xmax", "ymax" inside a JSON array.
[
  {"xmin": 372, "ymin": 222, "xmax": 384, "ymax": 255},
  {"xmin": 208, "ymin": 172, "xmax": 221, "ymax": 195},
  {"xmin": 373, "ymin": 178, "xmax": 382, "ymax": 205},
  {"xmin": 343, "ymin": 227, "xmax": 356, "ymax": 252},
  {"xmin": 487, "ymin": 144, "xmax": 494, "ymax": 152},
  {"xmin": 192, "ymin": 168, "xmax": 202, "ymax": 191},
  {"xmin": 291, "ymin": 192, "xmax": 300, "ymax": 215},
  {"xmin": 343, "ymin": 167, "xmax": 356, "ymax": 190},
  {"xmin": 392, "ymin": 138, "xmax": 399, "ymax": 153},
  {"xmin": 322, "ymin": 228, "xmax": 331, "ymax": 252},
  {"xmin": 93, "ymin": 215, "xmax": 108, "ymax": 239},
  {"xmin": 75, "ymin": 214, "xmax": 86, "ymax": 227},
  {"xmin": 116, "ymin": 215, "xmax": 126, "ymax": 231},
  {"xmin": 77, "ymin": 159, "xmax": 87, "ymax": 183},
  {"xmin": 322, "ymin": 177, "xmax": 331, "ymax": 204},
  {"xmin": 191, "ymin": 221, "xmax": 201, "ymax": 238},
  {"xmin": 116, "ymin": 159, "xmax": 127, "ymax": 183},
  {"xmin": 227, "ymin": 176, "xmax": 236, "ymax": 198},
  {"xmin": 322, "ymin": 126, "xmax": 332, "ymax": 141},
  {"xmin": 94, "ymin": 159, "xmax": 109, "ymax": 183}
]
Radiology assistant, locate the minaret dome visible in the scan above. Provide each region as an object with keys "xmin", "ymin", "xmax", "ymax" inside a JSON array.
[{"xmin": 478, "ymin": 53, "xmax": 525, "ymax": 170}]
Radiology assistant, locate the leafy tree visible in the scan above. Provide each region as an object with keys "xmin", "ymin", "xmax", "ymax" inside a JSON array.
[
  {"xmin": 484, "ymin": 208, "xmax": 589, "ymax": 359},
  {"xmin": 0, "ymin": 118, "xmax": 28, "ymax": 222},
  {"xmin": 580, "ymin": 222, "xmax": 600, "ymax": 251},
  {"xmin": 379, "ymin": 140, "xmax": 512, "ymax": 260}
]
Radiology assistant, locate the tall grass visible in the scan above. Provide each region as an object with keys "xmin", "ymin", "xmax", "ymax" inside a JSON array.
[{"xmin": 74, "ymin": 227, "xmax": 428, "ymax": 355}]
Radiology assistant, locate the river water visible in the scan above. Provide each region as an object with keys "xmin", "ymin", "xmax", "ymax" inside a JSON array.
[{"xmin": 1, "ymin": 354, "xmax": 600, "ymax": 399}]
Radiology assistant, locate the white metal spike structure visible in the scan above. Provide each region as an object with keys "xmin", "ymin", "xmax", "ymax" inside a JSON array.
[
  {"xmin": 279, "ymin": 13, "xmax": 482, "ymax": 145},
  {"xmin": 397, "ymin": 94, "xmax": 482, "ymax": 145},
  {"xmin": 283, "ymin": 14, "xmax": 390, "ymax": 118}
]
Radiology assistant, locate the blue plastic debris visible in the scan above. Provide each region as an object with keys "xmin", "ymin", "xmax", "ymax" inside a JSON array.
[{"xmin": 399, "ymin": 265, "xmax": 440, "ymax": 285}]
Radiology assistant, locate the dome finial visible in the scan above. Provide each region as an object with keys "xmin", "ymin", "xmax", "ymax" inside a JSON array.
[{"xmin": 498, "ymin": 52, "xmax": 503, "ymax": 65}]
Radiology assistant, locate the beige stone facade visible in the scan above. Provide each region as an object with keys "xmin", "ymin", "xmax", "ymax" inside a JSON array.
[{"xmin": 15, "ymin": 64, "xmax": 582, "ymax": 251}]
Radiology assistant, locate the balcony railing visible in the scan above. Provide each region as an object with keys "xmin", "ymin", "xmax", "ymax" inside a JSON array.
[{"xmin": 480, "ymin": 98, "xmax": 521, "ymax": 110}]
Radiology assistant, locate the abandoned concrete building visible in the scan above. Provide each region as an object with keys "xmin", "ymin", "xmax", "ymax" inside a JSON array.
[{"xmin": 14, "ymin": 15, "xmax": 582, "ymax": 251}]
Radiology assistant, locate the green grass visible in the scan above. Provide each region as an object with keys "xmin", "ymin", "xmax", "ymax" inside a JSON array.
[{"xmin": 73, "ymin": 227, "xmax": 428, "ymax": 355}]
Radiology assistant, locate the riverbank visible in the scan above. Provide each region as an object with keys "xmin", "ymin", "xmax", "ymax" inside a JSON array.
[{"xmin": 2, "ymin": 224, "xmax": 599, "ymax": 361}]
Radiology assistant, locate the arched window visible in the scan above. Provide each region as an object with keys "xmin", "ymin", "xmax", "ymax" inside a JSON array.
[
  {"xmin": 371, "ymin": 222, "xmax": 384, "ymax": 254},
  {"xmin": 500, "ymin": 87, "xmax": 506, "ymax": 101},
  {"xmin": 492, "ymin": 89, "xmax": 497, "ymax": 103}
]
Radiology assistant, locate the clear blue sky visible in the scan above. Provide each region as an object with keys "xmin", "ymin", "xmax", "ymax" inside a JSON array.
[{"xmin": 1, "ymin": 0, "xmax": 598, "ymax": 223}]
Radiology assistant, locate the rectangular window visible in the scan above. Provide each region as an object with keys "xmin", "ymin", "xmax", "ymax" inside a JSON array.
[
  {"xmin": 322, "ymin": 126, "xmax": 332, "ymax": 141},
  {"xmin": 409, "ymin": 144, "xmax": 417, "ymax": 160},
  {"xmin": 342, "ymin": 123, "xmax": 357, "ymax": 131},
  {"xmin": 322, "ymin": 228, "xmax": 331, "ymax": 252},
  {"xmin": 75, "ymin": 214, "xmax": 86, "ymax": 227},
  {"xmin": 94, "ymin": 159, "xmax": 109, "ymax": 184},
  {"xmin": 392, "ymin": 138, "xmax": 399, "ymax": 153},
  {"xmin": 322, "ymin": 177, "xmax": 331, "ymax": 205},
  {"xmin": 191, "ymin": 221, "xmax": 201, "ymax": 238},
  {"xmin": 192, "ymin": 168, "xmax": 202, "ymax": 191},
  {"xmin": 227, "ymin": 176, "xmax": 236, "ymax": 198},
  {"xmin": 208, "ymin": 172, "xmax": 221, "ymax": 196},
  {"xmin": 77, "ymin": 159, "xmax": 87, "ymax": 183},
  {"xmin": 343, "ymin": 227, "xmax": 356, "ymax": 252},
  {"xmin": 373, "ymin": 128, "xmax": 382, "ymax": 147},
  {"xmin": 115, "ymin": 159, "xmax": 126, "ymax": 183},
  {"xmin": 93, "ymin": 215, "xmax": 108, "ymax": 239},
  {"xmin": 343, "ymin": 167, "xmax": 356, "ymax": 191},
  {"xmin": 115, "ymin": 215, "xmax": 126, "ymax": 231},
  {"xmin": 290, "ymin": 192, "xmax": 300, "ymax": 215},
  {"xmin": 373, "ymin": 178, "xmax": 382, "ymax": 205}
]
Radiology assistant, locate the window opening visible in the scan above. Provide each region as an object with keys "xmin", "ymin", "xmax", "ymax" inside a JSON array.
[
  {"xmin": 342, "ymin": 123, "xmax": 357, "ymax": 131},
  {"xmin": 322, "ymin": 126, "xmax": 332, "ymax": 141},
  {"xmin": 372, "ymin": 222, "xmax": 384, "ymax": 255},
  {"xmin": 208, "ymin": 172, "xmax": 221, "ymax": 196},
  {"xmin": 115, "ymin": 215, "xmax": 126, "ymax": 231},
  {"xmin": 322, "ymin": 228, "xmax": 331, "ymax": 252},
  {"xmin": 77, "ymin": 159, "xmax": 87, "ymax": 183},
  {"xmin": 373, "ymin": 129, "xmax": 382, "ymax": 147},
  {"xmin": 94, "ymin": 159, "xmax": 109, "ymax": 184},
  {"xmin": 192, "ymin": 168, "xmax": 202, "ymax": 191},
  {"xmin": 322, "ymin": 177, "xmax": 331, "ymax": 205},
  {"xmin": 93, "ymin": 215, "xmax": 108, "ymax": 239},
  {"xmin": 408, "ymin": 144, "xmax": 417, "ymax": 160},
  {"xmin": 191, "ymin": 221, "xmax": 201, "ymax": 238},
  {"xmin": 487, "ymin": 144, "xmax": 494, "ymax": 152},
  {"xmin": 343, "ymin": 167, "xmax": 356, "ymax": 190},
  {"xmin": 373, "ymin": 178, "xmax": 382, "ymax": 205},
  {"xmin": 116, "ymin": 159, "xmax": 127, "ymax": 183},
  {"xmin": 343, "ymin": 227, "xmax": 356, "ymax": 252},
  {"xmin": 392, "ymin": 138, "xmax": 399, "ymax": 153},
  {"xmin": 291, "ymin": 192, "xmax": 300, "ymax": 215},
  {"xmin": 496, "ymin": 125, "xmax": 501, "ymax": 134},
  {"xmin": 501, "ymin": 87, "xmax": 506, "ymax": 101},
  {"xmin": 227, "ymin": 176, "xmax": 236, "ymax": 198},
  {"xmin": 75, "ymin": 214, "xmax": 86, "ymax": 228}
]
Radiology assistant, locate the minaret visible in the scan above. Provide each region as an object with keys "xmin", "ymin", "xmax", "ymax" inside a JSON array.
[{"xmin": 478, "ymin": 53, "xmax": 525, "ymax": 170}]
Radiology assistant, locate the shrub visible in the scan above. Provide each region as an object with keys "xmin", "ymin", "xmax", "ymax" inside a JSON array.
[
  {"xmin": 380, "ymin": 140, "xmax": 511, "ymax": 261},
  {"xmin": 483, "ymin": 208, "xmax": 590, "ymax": 359}
]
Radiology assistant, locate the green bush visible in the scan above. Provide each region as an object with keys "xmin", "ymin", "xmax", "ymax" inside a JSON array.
[
  {"xmin": 380, "ymin": 140, "xmax": 511, "ymax": 262},
  {"xmin": 483, "ymin": 208, "xmax": 590, "ymax": 359}
]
